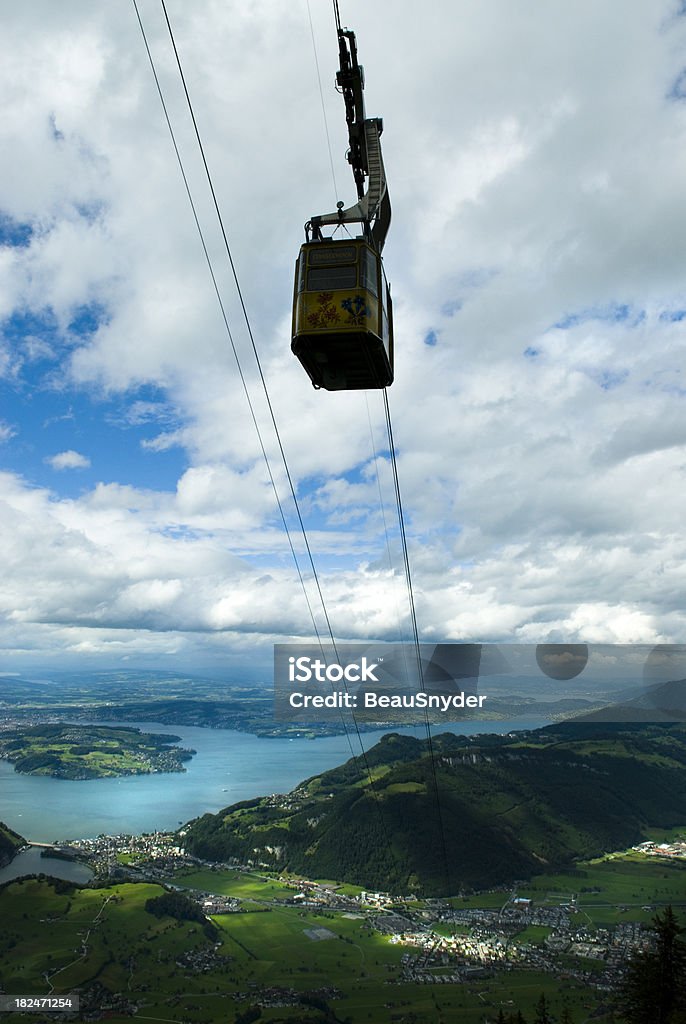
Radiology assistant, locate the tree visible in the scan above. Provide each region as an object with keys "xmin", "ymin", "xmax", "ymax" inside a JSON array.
[
  {"xmin": 559, "ymin": 1007, "xmax": 574, "ymax": 1024},
  {"xmin": 234, "ymin": 1008, "xmax": 261, "ymax": 1024},
  {"xmin": 533, "ymin": 993, "xmax": 551, "ymax": 1024},
  {"xmin": 619, "ymin": 905, "xmax": 686, "ymax": 1024}
]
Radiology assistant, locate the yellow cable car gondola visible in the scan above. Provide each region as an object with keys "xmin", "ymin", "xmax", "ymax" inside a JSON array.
[
  {"xmin": 292, "ymin": 237, "xmax": 393, "ymax": 390},
  {"xmin": 292, "ymin": 27, "xmax": 393, "ymax": 391}
]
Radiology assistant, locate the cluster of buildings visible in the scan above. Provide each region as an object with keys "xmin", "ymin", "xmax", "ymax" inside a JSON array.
[
  {"xmin": 59, "ymin": 831, "xmax": 192, "ymax": 877},
  {"xmin": 385, "ymin": 892, "xmax": 660, "ymax": 993},
  {"xmin": 175, "ymin": 946, "xmax": 231, "ymax": 973},
  {"xmin": 632, "ymin": 839, "xmax": 686, "ymax": 859},
  {"xmin": 49, "ymin": 830, "xmax": 672, "ymax": 996},
  {"xmin": 229, "ymin": 986, "xmax": 341, "ymax": 1010}
]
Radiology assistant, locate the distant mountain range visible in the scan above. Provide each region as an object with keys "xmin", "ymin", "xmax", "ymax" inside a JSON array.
[
  {"xmin": 182, "ymin": 723, "xmax": 686, "ymax": 896},
  {"xmin": 570, "ymin": 678, "xmax": 686, "ymax": 722}
]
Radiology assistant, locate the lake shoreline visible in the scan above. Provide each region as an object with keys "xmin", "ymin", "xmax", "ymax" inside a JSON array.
[
  {"xmin": 0, "ymin": 844, "xmax": 95, "ymax": 886},
  {"xmin": 0, "ymin": 717, "xmax": 550, "ymax": 845}
]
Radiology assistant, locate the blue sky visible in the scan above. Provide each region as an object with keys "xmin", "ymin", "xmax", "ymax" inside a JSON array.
[
  {"xmin": 1, "ymin": 0, "xmax": 686, "ymax": 674},
  {"xmin": 0, "ymin": 288, "xmax": 186, "ymax": 497}
]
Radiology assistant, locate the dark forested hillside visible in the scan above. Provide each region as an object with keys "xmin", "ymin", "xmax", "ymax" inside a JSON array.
[
  {"xmin": 0, "ymin": 821, "xmax": 25, "ymax": 867},
  {"xmin": 182, "ymin": 724, "xmax": 686, "ymax": 895}
]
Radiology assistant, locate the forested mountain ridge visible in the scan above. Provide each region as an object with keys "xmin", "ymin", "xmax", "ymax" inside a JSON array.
[
  {"xmin": 182, "ymin": 724, "xmax": 686, "ymax": 895},
  {"xmin": 0, "ymin": 821, "xmax": 25, "ymax": 867}
]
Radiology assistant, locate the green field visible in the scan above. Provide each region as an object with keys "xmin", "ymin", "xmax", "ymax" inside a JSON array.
[
  {"xmin": 520, "ymin": 854, "xmax": 686, "ymax": 926},
  {"xmin": 0, "ymin": 876, "xmax": 599, "ymax": 1024},
  {"xmin": 449, "ymin": 891, "xmax": 512, "ymax": 910},
  {"xmin": 1, "ymin": 847, "xmax": 684, "ymax": 1023},
  {"xmin": 176, "ymin": 866, "xmax": 297, "ymax": 901}
]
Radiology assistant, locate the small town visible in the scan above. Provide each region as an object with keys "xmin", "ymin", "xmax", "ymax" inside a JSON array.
[{"xmin": 35, "ymin": 829, "xmax": 675, "ymax": 997}]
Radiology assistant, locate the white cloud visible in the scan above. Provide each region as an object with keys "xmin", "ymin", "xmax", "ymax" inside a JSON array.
[
  {"xmin": 46, "ymin": 450, "xmax": 91, "ymax": 470},
  {"xmin": 140, "ymin": 429, "xmax": 185, "ymax": 452},
  {"xmin": 1, "ymin": 1, "xmax": 686, "ymax": 666}
]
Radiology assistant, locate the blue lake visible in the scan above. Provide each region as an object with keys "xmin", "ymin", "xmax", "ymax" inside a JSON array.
[
  {"xmin": 0, "ymin": 846, "xmax": 93, "ymax": 885},
  {"xmin": 0, "ymin": 719, "xmax": 548, "ymax": 842}
]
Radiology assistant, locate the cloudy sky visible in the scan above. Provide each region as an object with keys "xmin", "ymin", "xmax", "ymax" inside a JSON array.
[{"xmin": 1, "ymin": 0, "xmax": 686, "ymax": 676}]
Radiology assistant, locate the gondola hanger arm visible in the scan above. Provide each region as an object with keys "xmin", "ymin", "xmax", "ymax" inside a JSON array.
[{"xmin": 308, "ymin": 29, "xmax": 391, "ymax": 253}]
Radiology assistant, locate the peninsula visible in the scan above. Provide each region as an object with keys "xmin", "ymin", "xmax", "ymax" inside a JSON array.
[{"xmin": 0, "ymin": 723, "xmax": 195, "ymax": 780}]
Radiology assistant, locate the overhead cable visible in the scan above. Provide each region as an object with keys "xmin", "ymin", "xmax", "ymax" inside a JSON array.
[
  {"xmin": 130, "ymin": 0, "xmax": 329, "ymax": 661},
  {"xmin": 383, "ymin": 388, "xmax": 453, "ymax": 895},
  {"xmin": 133, "ymin": 0, "xmax": 404, "ymax": 880},
  {"xmin": 158, "ymin": 0, "xmax": 340, "ymax": 657},
  {"xmin": 306, "ymin": 0, "xmax": 340, "ymax": 206}
]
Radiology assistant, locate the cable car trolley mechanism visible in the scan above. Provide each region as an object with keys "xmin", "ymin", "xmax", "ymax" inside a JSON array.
[{"xmin": 292, "ymin": 24, "xmax": 393, "ymax": 390}]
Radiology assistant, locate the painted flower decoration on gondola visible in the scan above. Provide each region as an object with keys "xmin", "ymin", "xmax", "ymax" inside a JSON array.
[
  {"xmin": 307, "ymin": 292, "xmax": 340, "ymax": 328},
  {"xmin": 341, "ymin": 295, "xmax": 370, "ymax": 322}
]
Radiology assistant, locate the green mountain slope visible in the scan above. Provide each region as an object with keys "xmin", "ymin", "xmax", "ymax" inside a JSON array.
[
  {"xmin": 0, "ymin": 821, "xmax": 25, "ymax": 867},
  {"xmin": 182, "ymin": 724, "xmax": 686, "ymax": 895}
]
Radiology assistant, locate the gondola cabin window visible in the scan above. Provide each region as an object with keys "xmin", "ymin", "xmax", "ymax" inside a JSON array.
[
  {"xmin": 304, "ymin": 246, "xmax": 358, "ymax": 291},
  {"xmin": 359, "ymin": 246, "xmax": 379, "ymax": 298}
]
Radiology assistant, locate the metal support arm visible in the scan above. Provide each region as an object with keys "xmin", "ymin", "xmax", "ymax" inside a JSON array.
[{"xmin": 308, "ymin": 29, "xmax": 391, "ymax": 254}]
